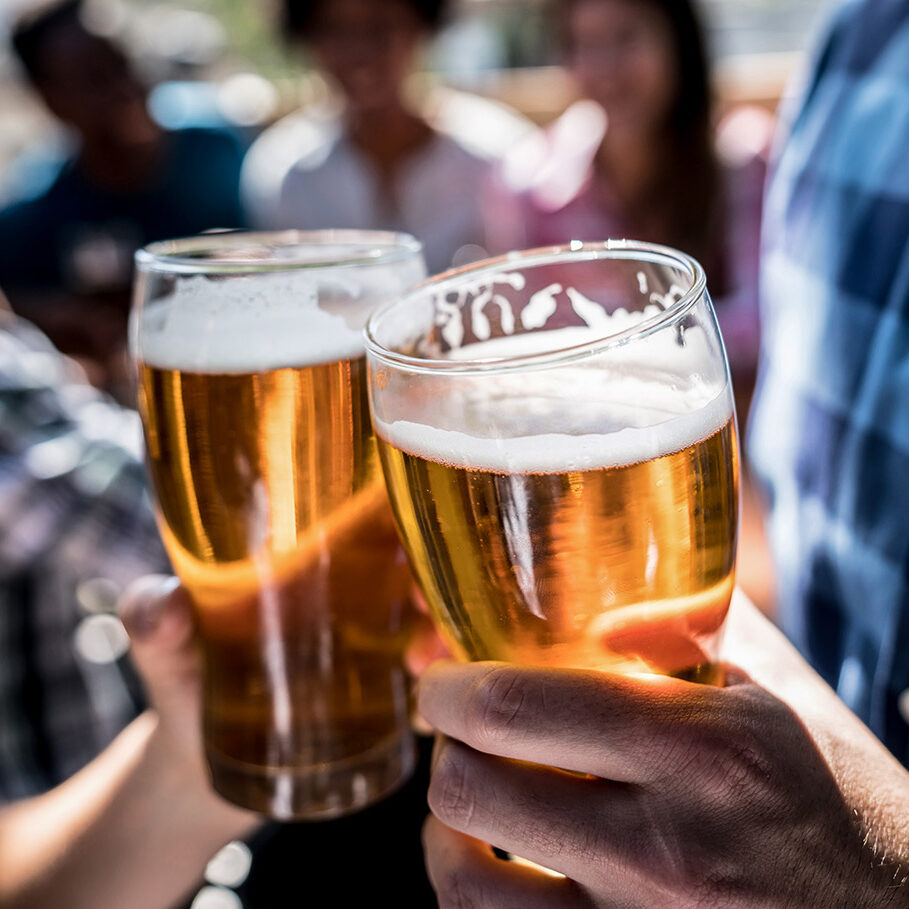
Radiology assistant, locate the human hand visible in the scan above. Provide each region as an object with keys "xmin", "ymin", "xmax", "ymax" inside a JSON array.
[
  {"xmin": 405, "ymin": 585, "xmax": 452, "ymax": 735},
  {"xmin": 118, "ymin": 575, "xmax": 201, "ymax": 752},
  {"xmin": 406, "ymin": 585, "xmax": 452, "ymax": 677},
  {"xmin": 419, "ymin": 591, "xmax": 909, "ymax": 908},
  {"xmin": 0, "ymin": 576, "xmax": 256, "ymax": 909}
]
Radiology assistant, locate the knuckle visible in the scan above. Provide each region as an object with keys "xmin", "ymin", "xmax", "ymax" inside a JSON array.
[
  {"xmin": 465, "ymin": 666, "xmax": 530, "ymax": 750},
  {"xmin": 711, "ymin": 712, "xmax": 781, "ymax": 802},
  {"xmin": 710, "ymin": 738, "xmax": 777, "ymax": 810},
  {"xmin": 434, "ymin": 866, "xmax": 483, "ymax": 909},
  {"xmin": 428, "ymin": 743, "xmax": 480, "ymax": 831},
  {"xmin": 675, "ymin": 700, "xmax": 780, "ymax": 805},
  {"xmin": 722, "ymin": 737, "xmax": 776, "ymax": 796}
]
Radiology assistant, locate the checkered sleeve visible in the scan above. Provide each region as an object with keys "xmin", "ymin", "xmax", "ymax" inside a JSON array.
[
  {"xmin": 0, "ymin": 316, "xmax": 170, "ymax": 799},
  {"xmin": 747, "ymin": 0, "xmax": 909, "ymax": 766}
]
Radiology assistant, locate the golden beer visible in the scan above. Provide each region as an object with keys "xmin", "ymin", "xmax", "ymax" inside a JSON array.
[
  {"xmin": 377, "ymin": 415, "xmax": 737, "ymax": 682},
  {"xmin": 369, "ymin": 282, "xmax": 739, "ymax": 684},
  {"xmin": 132, "ymin": 231, "xmax": 427, "ymax": 819},
  {"xmin": 138, "ymin": 354, "xmax": 416, "ymax": 816}
]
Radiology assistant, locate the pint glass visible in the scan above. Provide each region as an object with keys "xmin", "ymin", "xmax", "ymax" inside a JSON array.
[
  {"xmin": 131, "ymin": 230, "xmax": 427, "ymax": 818},
  {"xmin": 365, "ymin": 241, "xmax": 738, "ymax": 683}
]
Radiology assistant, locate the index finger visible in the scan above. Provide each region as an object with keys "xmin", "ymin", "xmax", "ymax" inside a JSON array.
[{"xmin": 417, "ymin": 660, "xmax": 746, "ymax": 783}]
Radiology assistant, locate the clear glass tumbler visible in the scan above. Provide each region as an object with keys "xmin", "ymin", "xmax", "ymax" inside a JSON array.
[
  {"xmin": 365, "ymin": 240, "xmax": 739, "ymax": 684},
  {"xmin": 131, "ymin": 230, "xmax": 427, "ymax": 818}
]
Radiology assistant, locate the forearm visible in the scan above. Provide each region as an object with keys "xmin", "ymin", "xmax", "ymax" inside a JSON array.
[
  {"xmin": 0, "ymin": 712, "xmax": 259, "ymax": 909},
  {"xmin": 808, "ymin": 701, "xmax": 909, "ymax": 900},
  {"xmin": 724, "ymin": 593, "xmax": 909, "ymax": 902}
]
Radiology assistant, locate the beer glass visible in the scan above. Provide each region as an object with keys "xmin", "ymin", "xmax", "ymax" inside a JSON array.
[
  {"xmin": 131, "ymin": 230, "xmax": 427, "ymax": 819},
  {"xmin": 365, "ymin": 241, "xmax": 738, "ymax": 683}
]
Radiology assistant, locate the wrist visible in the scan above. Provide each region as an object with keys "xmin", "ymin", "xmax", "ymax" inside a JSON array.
[{"xmin": 141, "ymin": 711, "xmax": 261, "ymax": 840}]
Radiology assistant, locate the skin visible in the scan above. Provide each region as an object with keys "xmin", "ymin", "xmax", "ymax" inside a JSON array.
[
  {"xmin": 564, "ymin": 0, "xmax": 679, "ymax": 208},
  {"xmin": 303, "ymin": 0, "xmax": 435, "ymax": 192},
  {"xmin": 0, "ymin": 568, "xmax": 438, "ymax": 907},
  {"xmin": 2, "ymin": 572, "xmax": 905, "ymax": 906},
  {"xmin": 419, "ymin": 591, "xmax": 909, "ymax": 908},
  {"xmin": 32, "ymin": 20, "xmax": 163, "ymax": 191},
  {"xmin": 0, "ymin": 577, "xmax": 259, "ymax": 909},
  {"xmin": 10, "ymin": 20, "xmax": 167, "ymax": 401}
]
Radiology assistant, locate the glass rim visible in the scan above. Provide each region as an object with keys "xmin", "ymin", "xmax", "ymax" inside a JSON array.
[
  {"xmin": 134, "ymin": 229, "xmax": 424, "ymax": 275},
  {"xmin": 364, "ymin": 239, "xmax": 707, "ymax": 374}
]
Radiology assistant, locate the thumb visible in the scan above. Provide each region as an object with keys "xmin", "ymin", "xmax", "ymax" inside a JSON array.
[{"xmin": 118, "ymin": 574, "xmax": 200, "ymax": 724}]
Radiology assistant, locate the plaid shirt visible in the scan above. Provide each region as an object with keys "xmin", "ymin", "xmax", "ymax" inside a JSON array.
[
  {"xmin": 0, "ymin": 312, "xmax": 167, "ymax": 801},
  {"xmin": 747, "ymin": 0, "xmax": 909, "ymax": 766}
]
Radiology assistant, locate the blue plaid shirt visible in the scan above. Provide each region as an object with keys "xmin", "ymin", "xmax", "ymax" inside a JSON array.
[
  {"xmin": 0, "ymin": 310, "xmax": 167, "ymax": 801},
  {"xmin": 748, "ymin": 0, "xmax": 909, "ymax": 766}
]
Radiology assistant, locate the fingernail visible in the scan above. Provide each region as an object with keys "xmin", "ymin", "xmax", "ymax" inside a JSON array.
[{"xmin": 118, "ymin": 575, "xmax": 179, "ymax": 640}]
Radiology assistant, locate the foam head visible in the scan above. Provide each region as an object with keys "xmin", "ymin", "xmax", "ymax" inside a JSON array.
[
  {"xmin": 374, "ymin": 323, "xmax": 734, "ymax": 474},
  {"xmin": 135, "ymin": 270, "xmax": 394, "ymax": 373}
]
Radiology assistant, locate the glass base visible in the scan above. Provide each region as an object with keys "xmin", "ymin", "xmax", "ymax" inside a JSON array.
[{"xmin": 207, "ymin": 732, "xmax": 417, "ymax": 820}]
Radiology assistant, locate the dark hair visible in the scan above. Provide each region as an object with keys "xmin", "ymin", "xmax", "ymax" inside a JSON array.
[
  {"xmin": 558, "ymin": 0, "xmax": 725, "ymax": 287},
  {"xmin": 282, "ymin": 0, "xmax": 450, "ymax": 39},
  {"xmin": 10, "ymin": 0, "xmax": 84, "ymax": 85},
  {"xmin": 650, "ymin": 0, "xmax": 712, "ymax": 144}
]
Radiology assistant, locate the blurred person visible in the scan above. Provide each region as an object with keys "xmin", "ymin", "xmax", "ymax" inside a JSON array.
[
  {"xmin": 241, "ymin": 0, "xmax": 530, "ymax": 275},
  {"xmin": 0, "ymin": 0, "xmax": 247, "ymax": 402},
  {"xmin": 415, "ymin": 0, "xmax": 909, "ymax": 905},
  {"xmin": 0, "ymin": 293, "xmax": 168, "ymax": 803},
  {"xmin": 485, "ymin": 0, "xmax": 772, "ymax": 408},
  {"xmin": 0, "ymin": 290, "xmax": 237, "ymax": 902},
  {"xmin": 0, "ymin": 293, "xmax": 439, "ymax": 906}
]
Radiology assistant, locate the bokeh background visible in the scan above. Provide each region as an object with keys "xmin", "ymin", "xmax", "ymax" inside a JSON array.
[{"xmin": 0, "ymin": 0, "xmax": 829, "ymax": 185}]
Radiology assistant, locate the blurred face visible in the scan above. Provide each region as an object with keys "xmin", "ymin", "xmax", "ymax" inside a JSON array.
[
  {"xmin": 565, "ymin": 0, "xmax": 678, "ymax": 139},
  {"xmin": 34, "ymin": 22, "xmax": 157, "ymax": 148},
  {"xmin": 306, "ymin": 0, "xmax": 425, "ymax": 114}
]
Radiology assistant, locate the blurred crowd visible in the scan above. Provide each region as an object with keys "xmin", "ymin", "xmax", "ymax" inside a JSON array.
[
  {"xmin": 4, "ymin": 1, "xmax": 909, "ymax": 908},
  {"xmin": 0, "ymin": 0, "xmax": 774, "ymax": 405}
]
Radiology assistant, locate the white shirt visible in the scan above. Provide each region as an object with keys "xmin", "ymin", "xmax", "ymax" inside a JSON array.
[{"xmin": 241, "ymin": 91, "xmax": 534, "ymax": 275}]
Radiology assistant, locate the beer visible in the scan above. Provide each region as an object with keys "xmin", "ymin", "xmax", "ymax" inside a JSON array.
[
  {"xmin": 136, "ymin": 292, "xmax": 416, "ymax": 819},
  {"xmin": 373, "ymin": 328, "xmax": 738, "ymax": 684}
]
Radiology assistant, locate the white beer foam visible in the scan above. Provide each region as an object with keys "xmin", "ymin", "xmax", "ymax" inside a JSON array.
[
  {"xmin": 375, "ymin": 324, "xmax": 733, "ymax": 473},
  {"xmin": 135, "ymin": 274, "xmax": 374, "ymax": 373},
  {"xmin": 376, "ymin": 393, "xmax": 731, "ymax": 474}
]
